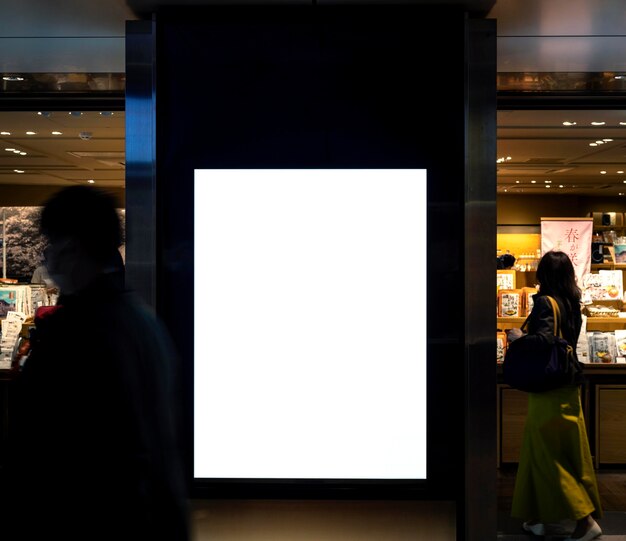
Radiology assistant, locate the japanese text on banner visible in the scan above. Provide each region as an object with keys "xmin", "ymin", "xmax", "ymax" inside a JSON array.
[{"xmin": 541, "ymin": 219, "xmax": 593, "ymax": 286}]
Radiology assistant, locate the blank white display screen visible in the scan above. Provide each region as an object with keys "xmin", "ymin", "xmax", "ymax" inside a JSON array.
[{"xmin": 194, "ymin": 169, "xmax": 427, "ymax": 480}]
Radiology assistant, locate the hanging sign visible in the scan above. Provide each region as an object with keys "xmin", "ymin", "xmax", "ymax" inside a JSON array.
[{"xmin": 541, "ymin": 217, "xmax": 593, "ymax": 286}]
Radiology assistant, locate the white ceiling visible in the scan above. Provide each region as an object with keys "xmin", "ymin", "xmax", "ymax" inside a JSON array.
[
  {"xmin": 0, "ymin": 111, "xmax": 125, "ymax": 188},
  {"xmin": 498, "ymin": 110, "xmax": 626, "ymax": 196}
]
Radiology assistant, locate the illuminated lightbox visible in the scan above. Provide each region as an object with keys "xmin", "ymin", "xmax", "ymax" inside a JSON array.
[{"xmin": 194, "ymin": 169, "xmax": 427, "ymax": 480}]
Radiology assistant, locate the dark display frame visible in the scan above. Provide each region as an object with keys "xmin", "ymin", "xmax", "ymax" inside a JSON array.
[{"xmin": 125, "ymin": 6, "xmax": 496, "ymax": 514}]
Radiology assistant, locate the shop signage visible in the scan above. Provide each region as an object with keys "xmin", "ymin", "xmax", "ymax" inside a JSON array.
[{"xmin": 540, "ymin": 217, "xmax": 593, "ymax": 286}]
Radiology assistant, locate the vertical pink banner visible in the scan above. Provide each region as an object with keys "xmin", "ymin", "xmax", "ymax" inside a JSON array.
[{"xmin": 541, "ymin": 218, "xmax": 593, "ymax": 286}]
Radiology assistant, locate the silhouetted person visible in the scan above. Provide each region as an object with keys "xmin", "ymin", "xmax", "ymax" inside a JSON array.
[
  {"xmin": 497, "ymin": 253, "xmax": 516, "ymax": 270},
  {"xmin": 5, "ymin": 186, "xmax": 190, "ymax": 540},
  {"xmin": 510, "ymin": 250, "xmax": 602, "ymax": 541}
]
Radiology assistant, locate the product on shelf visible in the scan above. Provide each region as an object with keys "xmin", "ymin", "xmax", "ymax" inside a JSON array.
[
  {"xmin": 497, "ymin": 269, "xmax": 516, "ymax": 291},
  {"xmin": 586, "ymin": 304, "xmax": 620, "ymax": 318},
  {"xmin": 615, "ymin": 329, "xmax": 626, "ymax": 358},
  {"xmin": 587, "ymin": 332, "xmax": 617, "ymax": 363},
  {"xmin": 0, "ymin": 311, "xmax": 26, "ymax": 369},
  {"xmin": 521, "ymin": 286, "xmax": 538, "ymax": 316},
  {"xmin": 498, "ymin": 289, "xmax": 522, "ymax": 317},
  {"xmin": 582, "ymin": 271, "xmax": 623, "ymax": 302},
  {"xmin": 497, "ymin": 331, "xmax": 507, "ymax": 363}
]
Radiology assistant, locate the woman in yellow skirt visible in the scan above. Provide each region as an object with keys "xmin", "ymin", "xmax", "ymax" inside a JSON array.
[{"xmin": 509, "ymin": 251, "xmax": 602, "ymax": 541}]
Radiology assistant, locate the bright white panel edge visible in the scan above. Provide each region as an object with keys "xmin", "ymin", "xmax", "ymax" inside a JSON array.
[{"xmin": 194, "ymin": 169, "xmax": 427, "ymax": 480}]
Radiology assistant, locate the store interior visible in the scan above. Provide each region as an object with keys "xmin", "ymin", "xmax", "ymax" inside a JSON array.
[{"xmin": 496, "ymin": 106, "xmax": 626, "ymax": 536}]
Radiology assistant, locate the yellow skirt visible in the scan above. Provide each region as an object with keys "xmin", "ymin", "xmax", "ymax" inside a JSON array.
[{"xmin": 511, "ymin": 385, "xmax": 603, "ymax": 523}]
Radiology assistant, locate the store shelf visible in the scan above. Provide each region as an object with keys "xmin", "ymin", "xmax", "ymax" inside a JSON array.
[
  {"xmin": 591, "ymin": 263, "xmax": 626, "ymax": 269},
  {"xmin": 497, "ymin": 316, "xmax": 626, "ymax": 331}
]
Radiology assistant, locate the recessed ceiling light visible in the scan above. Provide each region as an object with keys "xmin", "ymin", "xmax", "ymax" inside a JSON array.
[
  {"xmin": 51, "ymin": 131, "xmax": 62, "ymax": 135},
  {"xmin": 603, "ymin": 138, "xmax": 614, "ymax": 142},
  {"xmin": 515, "ymin": 180, "xmax": 520, "ymax": 184},
  {"xmin": 3, "ymin": 76, "xmax": 24, "ymax": 82},
  {"xmin": 5, "ymin": 148, "xmax": 14, "ymax": 152},
  {"xmin": 563, "ymin": 121, "xmax": 577, "ymax": 126},
  {"xmin": 591, "ymin": 121, "xmax": 606, "ymax": 126},
  {"xmin": 545, "ymin": 180, "xmax": 552, "ymax": 183},
  {"xmin": 601, "ymin": 171, "xmax": 607, "ymax": 174},
  {"xmin": 0, "ymin": 132, "xmax": 10, "ymax": 135},
  {"xmin": 14, "ymin": 169, "xmax": 24, "ymax": 173},
  {"xmin": 546, "ymin": 185, "xmax": 551, "ymax": 188},
  {"xmin": 12, "ymin": 150, "xmax": 20, "ymax": 153},
  {"xmin": 596, "ymin": 141, "xmax": 605, "ymax": 145},
  {"xmin": 87, "ymin": 179, "xmax": 95, "ymax": 184},
  {"xmin": 531, "ymin": 180, "xmax": 536, "ymax": 184},
  {"xmin": 590, "ymin": 143, "xmax": 598, "ymax": 146},
  {"xmin": 19, "ymin": 152, "xmax": 26, "ymax": 156},
  {"xmin": 25, "ymin": 131, "xmax": 36, "ymax": 135},
  {"xmin": 559, "ymin": 185, "xmax": 564, "ymax": 188}
]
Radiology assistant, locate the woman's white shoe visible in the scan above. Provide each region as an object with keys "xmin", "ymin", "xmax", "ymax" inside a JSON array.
[
  {"xmin": 563, "ymin": 520, "xmax": 602, "ymax": 541},
  {"xmin": 522, "ymin": 521, "xmax": 545, "ymax": 536}
]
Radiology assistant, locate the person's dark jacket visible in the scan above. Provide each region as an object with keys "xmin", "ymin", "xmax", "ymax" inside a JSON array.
[
  {"xmin": 6, "ymin": 272, "xmax": 190, "ymax": 541},
  {"xmin": 525, "ymin": 292, "xmax": 584, "ymax": 384}
]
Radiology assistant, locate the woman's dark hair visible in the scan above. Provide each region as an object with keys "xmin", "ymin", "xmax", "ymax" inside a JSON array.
[
  {"xmin": 40, "ymin": 185, "xmax": 122, "ymax": 265},
  {"xmin": 536, "ymin": 250, "xmax": 581, "ymax": 305}
]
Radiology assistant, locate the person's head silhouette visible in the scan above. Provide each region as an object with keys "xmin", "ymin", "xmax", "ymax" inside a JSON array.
[{"xmin": 40, "ymin": 185, "xmax": 123, "ymax": 295}]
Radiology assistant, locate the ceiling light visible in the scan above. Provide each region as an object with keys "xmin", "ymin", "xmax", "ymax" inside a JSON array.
[
  {"xmin": 531, "ymin": 180, "xmax": 536, "ymax": 184},
  {"xmin": 12, "ymin": 150, "xmax": 20, "ymax": 153},
  {"xmin": 559, "ymin": 185, "xmax": 564, "ymax": 188},
  {"xmin": 37, "ymin": 111, "xmax": 51, "ymax": 117},
  {"xmin": 603, "ymin": 138, "xmax": 614, "ymax": 142},
  {"xmin": 590, "ymin": 143, "xmax": 598, "ymax": 146},
  {"xmin": 545, "ymin": 180, "xmax": 552, "ymax": 183},
  {"xmin": 515, "ymin": 180, "xmax": 520, "ymax": 184},
  {"xmin": 591, "ymin": 121, "xmax": 606, "ymax": 126},
  {"xmin": 14, "ymin": 169, "xmax": 24, "ymax": 173},
  {"xmin": 25, "ymin": 131, "xmax": 36, "ymax": 135},
  {"xmin": 69, "ymin": 111, "xmax": 82, "ymax": 116},
  {"xmin": 51, "ymin": 131, "xmax": 62, "ymax": 135},
  {"xmin": 3, "ymin": 76, "xmax": 24, "ymax": 81},
  {"xmin": 563, "ymin": 121, "xmax": 577, "ymax": 126},
  {"xmin": 601, "ymin": 171, "xmax": 607, "ymax": 174},
  {"xmin": 19, "ymin": 152, "xmax": 26, "ymax": 156},
  {"xmin": 546, "ymin": 185, "xmax": 551, "ymax": 188},
  {"xmin": 621, "ymin": 122, "xmax": 626, "ymax": 126},
  {"xmin": 4, "ymin": 148, "xmax": 14, "ymax": 152},
  {"xmin": 87, "ymin": 179, "xmax": 95, "ymax": 184},
  {"xmin": 0, "ymin": 132, "xmax": 10, "ymax": 135},
  {"xmin": 618, "ymin": 171, "xmax": 624, "ymax": 174}
]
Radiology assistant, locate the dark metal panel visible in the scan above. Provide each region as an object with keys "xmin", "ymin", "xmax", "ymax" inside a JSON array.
[
  {"xmin": 125, "ymin": 19, "xmax": 157, "ymax": 308},
  {"xmin": 464, "ymin": 16, "xmax": 497, "ymax": 541}
]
